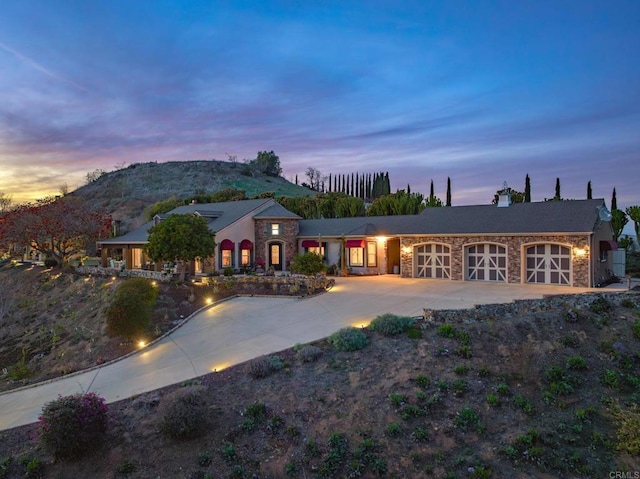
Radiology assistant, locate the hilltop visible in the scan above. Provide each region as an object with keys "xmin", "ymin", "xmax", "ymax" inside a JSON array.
[{"xmin": 72, "ymin": 160, "xmax": 312, "ymax": 232}]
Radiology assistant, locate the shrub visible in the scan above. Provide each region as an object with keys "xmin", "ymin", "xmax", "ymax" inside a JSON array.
[
  {"xmin": 105, "ymin": 278, "xmax": 158, "ymax": 339},
  {"xmin": 566, "ymin": 355, "xmax": 587, "ymax": 370},
  {"xmin": 454, "ymin": 364, "xmax": 469, "ymax": 375},
  {"xmin": 486, "ymin": 394, "xmax": 499, "ymax": 406},
  {"xmin": 609, "ymin": 401, "xmax": 640, "ymax": 455},
  {"xmin": 289, "ymin": 252, "xmax": 326, "ymax": 276},
  {"xmin": 451, "ymin": 379, "xmax": 468, "ymax": 397},
  {"xmin": 223, "ymin": 267, "xmax": 234, "ymax": 276},
  {"xmin": 414, "ymin": 374, "xmax": 430, "ymax": 388},
  {"xmin": 245, "ymin": 354, "xmax": 284, "ymax": 378},
  {"xmin": 369, "ymin": 313, "xmax": 416, "ymax": 335},
  {"xmin": 513, "ymin": 395, "xmax": 535, "ymax": 415},
  {"xmin": 296, "ymin": 345, "xmax": 323, "ymax": 363},
  {"xmin": 633, "ymin": 320, "xmax": 640, "ymax": 340},
  {"xmin": 386, "ymin": 422, "xmax": 401, "ymax": 436},
  {"xmin": 602, "ymin": 370, "xmax": 619, "ymax": 388},
  {"xmin": 454, "ymin": 407, "xmax": 482, "ymax": 432},
  {"xmin": 437, "ymin": 324, "xmax": 456, "ymax": 338},
  {"xmin": 327, "ymin": 327, "xmax": 368, "ymax": 351},
  {"xmin": 589, "ymin": 296, "xmax": 612, "ymax": 314},
  {"xmin": 158, "ymin": 386, "xmax": 210, "ymax": 440},
  {"xmin": 38, "ymin": 392, "xmax": 108, "ymax": 459}
]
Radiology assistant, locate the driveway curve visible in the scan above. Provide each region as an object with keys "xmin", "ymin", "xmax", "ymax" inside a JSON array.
[{"xmin": 0, "ymin": 276, "xmax": 624, "ymax": 430}]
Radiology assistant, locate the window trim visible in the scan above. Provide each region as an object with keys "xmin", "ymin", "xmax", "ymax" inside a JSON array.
[
  {"xmin": 349, "ymin": 247, "xmax": 364, "ymax": 267},
  {"xmin": 366, "ymin": 240, "xmax": 377, "ymax": 267}
]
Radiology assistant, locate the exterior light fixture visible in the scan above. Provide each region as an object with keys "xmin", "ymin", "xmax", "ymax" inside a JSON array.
[
  {"xmin": 138, "ymin": 340, "xmax": 146, "ymax": 348},
  {"xmin": 573, "ymin": 247, "xmax": 587, "ymax": 257},
  {"xmin": 206, "ymin": 297, "xmax": 213, "ymax": 305}
]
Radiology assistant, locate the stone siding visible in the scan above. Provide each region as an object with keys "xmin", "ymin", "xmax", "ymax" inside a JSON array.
[
  {"xmin": 401, "ymin": 234, "xmax": 590, "ymax": 287},
  {"xmin": 254, "ymin": 218, "xmax": 299, "ymax": 270}
]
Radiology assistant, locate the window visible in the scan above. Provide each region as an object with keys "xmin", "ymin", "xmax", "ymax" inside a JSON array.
[
  {"xmin": 241, "ymin": 249, "xmax": 251, "ymax": 266},
  {"xmin": 367, "ymin": 241, "xmax": 377, "ymax": 266},
  {"xmin": 308, "ymin": 246, "xmax": 325, "ymax": 257},
  {"xmin": 349, "ymin": 247, "xmax": 364, "ymax": 267},
  {"xmin": 221, "ymin": 249, "xmax": 232, "ymax": 268},
  {"xmin": 271, "ymin": 223, "xmax": 280, "ymax": 236}
]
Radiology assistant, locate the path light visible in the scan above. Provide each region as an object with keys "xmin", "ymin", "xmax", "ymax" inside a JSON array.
[
  {"xmin": 211, "ymin": 363, "xmax": 229, "ymax": 372},
  {"xmin": 205, "ymin": 297, "xmax": 213, "ymax": 305},
  {"xmin": 138, "ymin": 340, "xmax": 147, "ymax": 348},
  {"xmin": 111, "ymin": 276, "xmax": 117, "ymax": 281},
  {"xmin": 351, "ymin": 320, "xmax": 371, "ymax": 329},
  {"xmin": 151, "ymin": 280, "xmax": 157, "ymax": 286}
]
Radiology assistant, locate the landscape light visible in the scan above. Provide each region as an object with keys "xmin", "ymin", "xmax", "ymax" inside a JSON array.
[
  {"xmin": 138, "ymin": 340, "xmax": 146, "ymax": 348},
  {"xmin": 205, "ymin": 297, "xmax": 213, "ymax": 305}
]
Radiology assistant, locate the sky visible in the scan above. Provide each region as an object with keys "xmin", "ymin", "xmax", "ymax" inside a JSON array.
[{"xmin": 0, "ymin": 1, "xmax": 639, "ymax": 215}]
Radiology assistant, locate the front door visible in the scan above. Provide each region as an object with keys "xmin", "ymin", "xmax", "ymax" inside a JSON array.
[{"xmin": 269, "ymin": 242, "xmax": 283, "ymax": 271}]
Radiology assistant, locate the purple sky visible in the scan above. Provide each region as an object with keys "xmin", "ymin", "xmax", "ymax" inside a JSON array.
[{"xmin": 1, "ymin": 1, "xmax": 639, "ymax": 216}]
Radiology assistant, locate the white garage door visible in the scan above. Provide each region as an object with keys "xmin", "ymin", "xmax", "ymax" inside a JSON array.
[
  {"xmin": 466, "ymin": 244, "xmax": 507, "ymax": 282},
  {"xmin": 526, "ymin": 244, "xmax": 571, "ymax": 285},
  {"xmin": 415, "ymin": 244, "xmax": 451, "ymax": 279}
]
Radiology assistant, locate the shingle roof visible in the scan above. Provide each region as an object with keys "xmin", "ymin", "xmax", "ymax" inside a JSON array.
[
  {"xmin": 298, "ymin": 199, "xmax": 607, "ymax": 237},
  {"xmin": 99, "ymin": 199, "xmax": 275, "ymax": 245},
  {"xmin": 252, "ymin": 203, "xmax": 302, "ymax": 219}
]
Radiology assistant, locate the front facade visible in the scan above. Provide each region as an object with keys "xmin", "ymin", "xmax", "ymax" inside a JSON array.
[{"xmin": 97, "ymin": 196, "xmax": 616, "ymax": 288}]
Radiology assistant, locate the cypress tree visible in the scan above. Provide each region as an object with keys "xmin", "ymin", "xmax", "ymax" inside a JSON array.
[
  {"xmin": 295, "ymin": 174, "xmax": 298, "ymax": 185},
  {"xmin": 446, "ymin": 177, "xmax": 452, "ymax": 207},
  {"xmin": 555, "ymin": 178, "xmax": 561, "ymax": 200},
  {"xmin": 612, "ymin": 187, "xmax": 617, "ymax": 211},
  {"xmin": 407, "ymin": 184, "xmax": 411, "ymax": 195},
  {"xmin": 351, "ymin": 173, "xmax": 355, "ymax": 197},
  {"xmin": 384, "ymin": 172, "xmax": 390, "ymax": 195},
  {"xmin": 430, "ymin": 180, "xmax": 435, "ymax": 201},
  {"xmin": 587, "ymin": 181, "xmax": 592, "ymax": 199},
  {"xmin": 524, "ymin": 174, "xmax": 531, "ymax": 202},
  {"xmin": 328, "ymin": 173, "xmax": 332, "ymax": 193}
]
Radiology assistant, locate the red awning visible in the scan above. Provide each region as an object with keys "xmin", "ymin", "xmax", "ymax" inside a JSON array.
[
  {"xmin": 240, "ymin": 239, "xmax": 253, "ymax": 250},
  {"xmin": 302, "ymin": 240, "xmax": 320, "ymax": 247},
  {"xmin": 220, "ymin": 239, "xmax": 234, "ymax": 250},
  {"xmin": 345, "ymin": 239, "xmax": 365, "ymax": 248},
  {"xmin": 600, "ymin": 240, "xmax": 618, "ymax": 252}
]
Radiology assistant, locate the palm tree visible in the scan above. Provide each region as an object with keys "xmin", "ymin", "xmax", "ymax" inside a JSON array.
[{"xmin": 626, "ymin": 205, "xmax": 640, "ymax": 241}]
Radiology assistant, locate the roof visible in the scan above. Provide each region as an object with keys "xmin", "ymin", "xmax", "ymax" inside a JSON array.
[
  {"xmin": 252, "ymin": 203, "xmax": 302, "ymax": 219},
  {"xmin": 99, "ymin": 198, "xmax": 277, "ymax": 245},
  {"xmin": 298, "ymin": 199, "xmax": 608, "ymax": 237}
]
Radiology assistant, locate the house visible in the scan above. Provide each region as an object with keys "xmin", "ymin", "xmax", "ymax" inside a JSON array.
[
  {"xmin": 98, "ymin": 194, "xmax": 616, "ymax": 288},
  {"xmin": 97, "ymin": 198, "xmax": 301, "ymax": 276}
]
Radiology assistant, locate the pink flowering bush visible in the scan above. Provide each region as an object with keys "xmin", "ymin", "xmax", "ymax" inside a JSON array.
[{"xmin": 38, "ymin": 392, "xmax": 108, "ymax": 459}]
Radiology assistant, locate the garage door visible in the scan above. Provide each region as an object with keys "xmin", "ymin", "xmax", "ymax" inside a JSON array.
[
  {"xmin": 525, "ymin": 244, "xmax": 571, "ymax": 285},
  {"xmin": 466, "ymin": 244, "xmax": 507, "ymax": 282},
  {"xmin": 415, "ymin": 244, "xmax": 451, "ymax": 279}
]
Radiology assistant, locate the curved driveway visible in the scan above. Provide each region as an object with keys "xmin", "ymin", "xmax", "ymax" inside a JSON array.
[{"xmin": 0, "ymin": 276, "xmax": 626, "ymax": 430}]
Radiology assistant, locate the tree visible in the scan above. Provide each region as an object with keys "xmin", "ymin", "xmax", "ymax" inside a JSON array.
[
  {"xmin": 105, "ymin": 278, "xmax": 158, "ymax": 339},
  {"xmin": 85, "ymin": 168, "xmax": 106, "ymax": 184},
  {"xmin": 367, "ymin": 191, "xmax": 427, "ymax": 216},
  {"xmin": 144, "ymin": 214, "xmax": 215, "ymax": 281},
  {"xmin": 251, "ymin": 151, "xmax": 282, "ymax": 177},
  {"xmin": 290, "ymin": 251, "xmax": 326, "ymax": 276},
  {"xmin": 524, "ymin": 174, "xmax": 531, "ymax": 203},
  {"xmin": 0, "ymin": 196, "xmax": 111, "ymax": 264},
  {"xmin": 0, "ymin": 192, "xmax": 12, "ymax": 213},
  {"xmin": 446, "ymin": 177, "xmax": 452, "ymax": 207},
  {"xmin": 587, "ymin": 181, "xmax": 592, "ymax": 200},
  {"xmin": 626, "ymin": 206, "xmax": 640, "ymax": 241},
  {"xmin": 554, "ymin": 177, "xmax": 561, "ymax": 201},
  {"xmin": 611, "ymin": 187, "xmax": 618, "ymax": 211},
  {"xmin": 492, "ymin": 188, "xmax": 525, "ymax": 204},
  {"xmin": 429, "ymin": 180, "xmax": 435, "ymax": 203},
  {"xmin": 305, "ymin": 167, "xmax": 324, "ymax": 191},
  {"xmin": 611, "ymin": 209, "xmax": 628, "ymax": 242}
]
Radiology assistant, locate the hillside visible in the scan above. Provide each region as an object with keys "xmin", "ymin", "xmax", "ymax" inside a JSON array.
[
  {"xmin": 0, "ymin": 266, "xmax": 639, "ymax": 477},
  {"xmin": 73, "ymin": 160, "xmax": 313, "ymax": 232}
]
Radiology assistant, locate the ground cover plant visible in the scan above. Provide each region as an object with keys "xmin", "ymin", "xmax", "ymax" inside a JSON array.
[{"xmin": 0, "ymin": 288, "xmax": 639, "ymax": 478}]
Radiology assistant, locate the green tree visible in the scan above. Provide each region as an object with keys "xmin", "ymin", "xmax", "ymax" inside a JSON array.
[
  {"xmin": 145, "ymin": 196, "xmax": 185, "ymax": 221},
  {"xmin": 611, "ymin": 187, "xmax": 618, "ymax": 211},
  {"xmin": 251, "ymin": 151, "xmax": 282, "ymax": 177},
  {"xmin": 626, "ymin": 206, "xmax": 640, "ymax": 240},
  {"xmin": 144, "ymin": 214, "xmax": 215, "ymax": 281},
  {"xmin": 524, "ymin": 174, "xmax": 531, "ymax": 202},
  {"xmin": 587, "ymin": 181, "xmax": 592, "ymax": 200},
  {"xmin": 553, "ymin": 177, "xmax": 562, "ymax": 201},
  {"xmin": 367, "ymin": 191, "xmax": 426, "ymax": 215},
  {"xmin": 492, "ymin": 188, "xmax": 525, "ymax": 204},
  {"xmin": 611, "ymin": 209, "xmax": 628, "ymax": 242},
  {"xmin": 446, "ymin": 177, "xmax": 452, "ymax": 207}
]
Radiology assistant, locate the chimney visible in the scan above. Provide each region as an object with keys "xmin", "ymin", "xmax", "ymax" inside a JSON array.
[{"xmin": 497, "ymin": 181, "xmax": 511, "ymax": 207}]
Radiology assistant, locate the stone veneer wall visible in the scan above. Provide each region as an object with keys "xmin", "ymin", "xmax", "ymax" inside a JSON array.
[
  {"xmin": 400, "ymin": 234, "xmax": 591, "ymax": 287},
  {"xmin": 254, "ymin": 218, "xmax": 299, "ymax": 269}
]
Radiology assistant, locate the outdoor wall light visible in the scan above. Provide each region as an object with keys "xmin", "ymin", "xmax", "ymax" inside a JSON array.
[
  {"xmin": 375, "ymin": 236, "xmax": 388, "ymax": 243},
  {"xmin": 401, "ymin": 246, "xmax": 411, "ymax": 254},
  {"xmin": 573, "ymin": 247, "xmax": 587, "ymax": 257}
]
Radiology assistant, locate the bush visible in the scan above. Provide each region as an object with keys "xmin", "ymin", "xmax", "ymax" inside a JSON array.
[
  {"xmin": 296, "ymin": 345, "xmax": 323, "ymax": 363},
  {"xmin": 633, "ymin": 320, "xmax": 640, "ymax": 340},
  {"xmin": 245, "ymin": 354, "xmax": 284, "ymax": 378},
  {"xmin": 566, "ymin": 355, "xmax": 587, "ymax": 370},
  {"xmin": 290, "ymin": 252, "xmax": 326, "ymax": 276},
  {"xmin": 437, "ymin": 324, "xmax": 456, "ymax": 338},
  {"xmin": 223, "ymin": 267, "xmax": 234, "ymax": 277},
  {"xmin": 327, "ymin": 327, "xmax": 369, "ymax": 351},
  {"xmin": 369, "ymin": 313, "xmax": 416, "ymax": 335},
  {"xmin": 158, "ymin": 386, "xmax": 210, "ymax": 440},
  {"xmin": 38, "ymin": 392, "xmax": 108, "ymax": 459},
  {"xmin": 105, "ymin": 278, "xmax": 158, "ymax": 339},
  {"xmin": 454, "ymin": 407, "xmax": 482, "ymax": 432},
  {"xmin": 589, "ymin": 296, "xmax": 612, "ymax": 314}
]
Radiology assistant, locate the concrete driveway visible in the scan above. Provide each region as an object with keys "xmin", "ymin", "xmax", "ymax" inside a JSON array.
[{"xmin": 0, "ymin": 275, "xmax": 628, "ymax": 430}]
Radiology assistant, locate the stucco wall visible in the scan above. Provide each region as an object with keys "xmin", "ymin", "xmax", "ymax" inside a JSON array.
[{"xmin": 400, "ymin": 234, "xmax": 591, "ymax": 287}]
